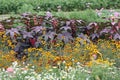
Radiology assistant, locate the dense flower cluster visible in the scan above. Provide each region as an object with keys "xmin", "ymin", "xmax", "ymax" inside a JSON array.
[
  {"xmin": 0, "ymin": 31, "xmax": 120, "ymax": 71},
  {"xmin": 0, "ymin": 12, "xmax": 120, "ymax": 79},
  {"xmin": 0, "ymin": 61, "xmax": 119, "ymax": 80}
]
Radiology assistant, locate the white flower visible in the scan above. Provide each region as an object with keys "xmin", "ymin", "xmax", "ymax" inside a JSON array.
[
  {"xmin": 63, "ymin": 61, "xmax": 66, "ymax": 64},
  {"xmin": 12, "ymin": 61, "xmax": 18, "ymax": 68},
  {"xmin": 72, "ymin": 59, "xmax": 74, "ymax": 61},
  {"xmin": 31, "ymin": 66, "xmax": 35, "ymax": 69},
  {"xmin": 77, "ymin": 62, "xmax": 80, "ymax": 65},
  {"xmin": 22, "ymin": 70, "xmax": 27, "ymax": 74},
  {"xmin": 86, "ymin": 76, "xmax": 90, "ymax": 80},
  {"xmin": 29, "ymin": 76, "xmax": 36, "ymax": 80}
]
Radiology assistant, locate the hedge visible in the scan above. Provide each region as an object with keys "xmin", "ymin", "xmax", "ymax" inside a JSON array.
[{"xmin": 0, "ymin": 0, "xmax": 120, "ymax": 14}]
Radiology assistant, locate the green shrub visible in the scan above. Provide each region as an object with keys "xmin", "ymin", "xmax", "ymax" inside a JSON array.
[
  {"xmin": 17, "ymin": 3, "xmax": 35, "ymax": 14},
  {"xmin": 0, "ymin": 0, "xmax": 120, "ymax": 14}
]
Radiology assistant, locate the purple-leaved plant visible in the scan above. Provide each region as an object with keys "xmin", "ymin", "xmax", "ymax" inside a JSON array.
[
  {"xmin": 21, "ymin": 31, "xmax": 33, "ymax": 39},
  {"xmin": 6, "ymin": 28, "xmax": 20, "ymax": 39},
  {"xmin": 31, "ymin": 26, "xmax": 44, "ymax": 33}
]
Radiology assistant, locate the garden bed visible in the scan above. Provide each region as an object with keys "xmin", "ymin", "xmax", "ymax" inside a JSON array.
[{"xmin": 0, "ymin": 11, "xmax": 120, "ymax": 80}]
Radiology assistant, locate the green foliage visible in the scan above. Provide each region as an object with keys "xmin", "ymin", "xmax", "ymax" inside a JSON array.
[
  {"xmin": 17, "ymin": 3, "xmax": 35, "ymax": 14},
  {"xmin": 38, "ymin": 9, "xmax": 105, "ymax": 22},
  {"xmin": 89, "ymin": 65, "xmax": 120, "ymax": 80},
  {"xmin": 0, "ymin": 0, "xmax": 120, "ymax": 14},
  {"xmin": 0, "ymin": 62, "xmax": 120, "ymax": 80}
]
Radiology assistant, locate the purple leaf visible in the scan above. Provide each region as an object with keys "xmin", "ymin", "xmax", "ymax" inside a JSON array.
[
  {"xmin": 100, "ymin": 28, "xmax": 110, "ymax": 35},
  {"xmin": 21, "ymin": 31, "xmax": 33, "ymax": 38},
  {"xmin": 89, "ymin": 22, "xmax": 97, "ymax": 26},
  {"xmin": 113, "ymin": 33, "xmax": 120, "ymax": 40},
  {"xmin": 113, "ymin": 12, "xmax": 120, "ymax": 18},
  {"xmin": 60, "ymin": 26, "xmax": 71, "ymax": 31},
  {"xmin": 45, "ymin": 11, "xmax": 52, "ymax": 19},
  {"xmin": 32, "ymin": 26, "xmax": 44, "ymax": 33},
  {"xmin": 111, "ymin": 22, "xmax": 116, "ymax": 25},
  {"xmin": 57, "ymin": 31, "xmax": 73, "ymax": 43},
  {"xmin": 86, "ymin": 26, "xmax": 93, "ymax": 30},
  {"xmin": 90, "ymin": 33, "xmax": 99, "ymax": 40},
  {"xmin": 43, "ymin": 31, "xmax": 56, "ymax": 41},
  {"xmin": 6, "ymin": 28, "xmax": 20, "ymax": 39},
  {"xmin": 87, "ymin": 22, "xmax": 97, "ymax": 30},
  {"xmin": 76, "ymin": 20, "xmax": 84, "ymax": 24},
  {"xmin": 78, "ymin": 33, "xmax": 90, "ymax": 43},
  {"xmin": 78, "ymin": 33, "xmax": 87, "ymax": 40},
  {"xmin": 66, "ymin": 21, "xmax": 70, "ymax": 26}
]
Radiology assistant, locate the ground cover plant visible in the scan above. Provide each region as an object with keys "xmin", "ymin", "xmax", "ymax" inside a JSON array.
[
  {"xmin": 0, "ymin": 61, "xmax": 120, "ymax": 80},
  {"xmin": 1, "ymin": 8, "xmax": 120, "ymax": 22},
  {"xmin": 0, "ymin": 0, "xmax": 120, "ymax": 14},
  {"xmin": 0, "ymin": 11, "xmax": 120, "ymax": 80}
]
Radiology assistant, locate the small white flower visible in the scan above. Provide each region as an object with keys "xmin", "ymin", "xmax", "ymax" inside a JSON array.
[
  {"xmin": 86, "ymin": 76, "xmax": 90, "ymax": 80},
  {"xmin": 22, "ymin": 70, "xmax": 27, "ymax": 74},
  {"xmin": 37, "ymin": 6, "xmax": 40, "ymax": 9},
  {"xmin": 77, "ymin": 62, "xmax": 80, "ymax": 65},
  {"xmin": 63, "ymin": 61, "xmax": 66, "ymax": 64},
  {"xmin": 31, "ymin": 66, "xmax": 35, "ymax": 68},
  {"xmin": 72, "ymin": 59, "xmax": 74, "ymax": 61},
  {"xmin": 12, "ymin": 61, "xmax": 18, "ymax": 68}
]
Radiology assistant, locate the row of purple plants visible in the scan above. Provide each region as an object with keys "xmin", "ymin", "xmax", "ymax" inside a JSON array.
[{"xmin": 1, "ymin": 12, "xmax": 120, "ymax": 59}]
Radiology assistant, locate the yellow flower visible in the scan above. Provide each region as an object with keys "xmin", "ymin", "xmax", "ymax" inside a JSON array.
[
  {"xmin": 35, "ymin": 53, "xmax": 39, "ymax": 57},
  {"xmin": 0, "ymin": 31, "xmax": 5, "ymax": 36},
  {"xmin": 62, "ymin": 36, "xmax": 65, "ymax": 39},
  {"xmin": 3, "ymin": 35, "xmax": 7, "ymax": 38},
  {"xmin": 66, "ymin": 62, "xmax": 72, "ymax": 67},
  {"xmin": 75, "ymin": 37, "xmax": 82, "ymax": 42},
  {"xmin": 27, "ymin": 48, "xmax": 33, "ymax": 52},
  {"xmin": 38, "ymin": 48, "xmax": 43, "ymax": 52},
  {"xmin": 10, "ymin": 50, "xmax": 16, "ymax": 55}
]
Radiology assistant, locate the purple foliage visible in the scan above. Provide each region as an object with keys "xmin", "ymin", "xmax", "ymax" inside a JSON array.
[
  {"xmin": 100, "ymin": 28, "xmax": 111, "ymax": 35},
  {"xmin": 45, "ymin": 11, "xmax": 52, "ymax": 19},
  {"xmin": 60, "ymin": 26, "xmax": 71, "ymax": 31},
  {"xmin": 90, "ymin": 33, "xmax": 99, "ymax": 40},
  {"xmin": 31, "ymin": 26, "xmax": 44, "ymax": 33},
  {"xmin": 57, "ymin": 31, "xmax": 73, "ymax": 43},
  {"xmin": 2, "ymin": 11, "xmax": 120, "ymax": 59},
  {"xmin": 6, "ymin": 28, "xmax": 20, "ymax": 39},
  {"xmin": 87, "ymin": 22, "xmax": 97, "ymax": 30},
  {"xmin": 43, "ymin": 31, "xmax": 56, "ymax": 41},
  {"xmin": 78, "ymin": 33, "xmax": 90, "ymax": 43},
  {"xmin": 113, "ymin": 33, "xmax": 120, "ymax": 40},
  {"xmin": 21, "ymin": 31, "xmax": 33, "ymax": 38}
]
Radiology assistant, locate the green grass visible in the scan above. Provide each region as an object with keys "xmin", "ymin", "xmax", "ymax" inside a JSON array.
[
  {"xmin": 0, "ymin": 14, "xmax": 19, "ymax": 21},
  {"xmin": 1, "ymin": 9, "xmax": 120, "ymax": 22},
  {"xmin": 1, "ymin": 0, "xmax": 120, "ymax": 14},
  {"xmin": 0, "ymin": 15, "xmax": 11, "ymax": 21},
  {"xmin": 38, "ymin": 9, "xmax": 104, "ymax": 22}
]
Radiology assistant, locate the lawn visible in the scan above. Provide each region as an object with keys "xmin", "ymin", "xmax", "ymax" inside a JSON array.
[{"xmin": 1, "ymin": 9, "xmax": 120, "ymax": 22}]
